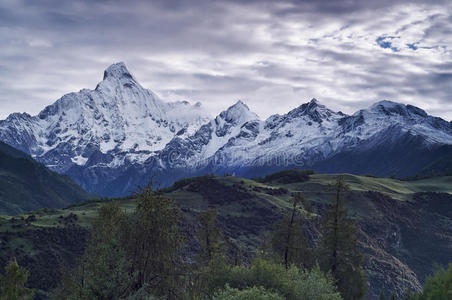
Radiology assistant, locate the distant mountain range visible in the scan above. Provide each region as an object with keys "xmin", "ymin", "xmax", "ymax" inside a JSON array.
[
  {"xmin": 1, "ymin": 62, "xmax": 451, "ymax": 196},
  {"xmin": 0, "ymin": 141, "xmax": 91, "ymax": 215}
]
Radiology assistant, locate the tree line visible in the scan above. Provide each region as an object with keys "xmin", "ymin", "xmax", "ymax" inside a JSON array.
[{"xmin": 1, "ymin": 176, "xmax": 450, "ymax": 299}]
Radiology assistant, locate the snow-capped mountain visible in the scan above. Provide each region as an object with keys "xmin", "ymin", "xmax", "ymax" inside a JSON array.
[
  {"xmin": 160, "ymin": 100, "xmax": 259, "ymax": 169},
  {"xmin": 159, "ymin": 99, "xmax": 339, "ymax": 169},
  {"xmin": 0, "ymin": 62, "xmax": 451, "ymax": 196},
  {"xmin": 158, "ymin": 98, "xmax": 452, "ymax": 178},
  {"xmin": 341, "ymin": 100, "xmax": 452, "ymax": 145},
  {"xmin": 0, "ymin": 62, "xmax": 210, "ymax": 192}
]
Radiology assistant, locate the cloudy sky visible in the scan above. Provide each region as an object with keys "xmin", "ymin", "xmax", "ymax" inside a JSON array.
[{"xmin": 0, "ymin": 0, "xmax": 451, "ymax": 120}]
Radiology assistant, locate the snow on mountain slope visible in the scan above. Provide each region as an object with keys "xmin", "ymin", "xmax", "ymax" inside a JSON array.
[
  {"xmin": 160, "ymin": 98, "xmax": 348, "ymax": 170},
  {"xmin": 160, "ymin": 98, "xmax": 452, "ymax": 175},
  {"xmin": 1, "ymin": 62, "xmax": 451, "ymax": 196},
  {"xmin": 210, "ymin": 98, "xmax": 346, "ymax": 168},
  {"xmin": 0, "ymin": 62, "xmax": 210, "ymax": 173},
  {"xmin": 340, "ymin": 100, "xmax": 452, "ymax": 145},
  {"xmin": 160, "ymin": 100, "xmax": 259, "ymax": 168}
]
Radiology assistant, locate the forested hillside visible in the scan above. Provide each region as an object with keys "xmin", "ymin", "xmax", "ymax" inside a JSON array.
[
  {"xmin": 0, "ymin": 170, "xmax": 451, "ymax": 299},
  {"xmin": 0, "ymin": 142, "xmax": 92, "ymax": 215}
]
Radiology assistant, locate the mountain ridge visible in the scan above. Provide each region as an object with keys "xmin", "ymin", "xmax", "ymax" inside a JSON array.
[
  {"xmin": 0, "ymin": 62, "xmax": 210, "ymax": 170},
  {"xmin": 0, "ymin": 62, "xmax": 451, "ymax": 196},
  {"xmin": 0, "ymin": 141, "xmax": 92, "ymax": 215}
]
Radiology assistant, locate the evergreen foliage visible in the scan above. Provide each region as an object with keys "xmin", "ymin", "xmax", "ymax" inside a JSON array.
[
  {"xmin": 0, "ymin": 258, "xmax": 34, "ymax": 300},
  {"xmin": 268, "ymin": 193, "xmax": 312, "ymax": 269},
  {"xmin": 76, "ymin": 239, "xmax": 131, "ymax": 299},
  {"xmin": 0, "ymin": 141, "xmax": 91, "ymax": 215},
  {"xmin": 189, "ymin": 208, "xmax": 230, "ymax": 299},
  {"xmin": 124, "ymin": 187, "xmax": 184, "ymax": 298},
  {"xmin": 256, "ymin": 169, "xmax": 314, "ymax": 184},
  {"xmin": 317, "ymin": 176, "xmax": 367, "ymax": 300},
  {"xmin": 213, "ymin": 285, "xmax": 285, "ymax": 300},
  {"xmin": 50, "ymin": 202, "xmax": 132, "ymax": 299},
  {"xmin": 420, "ymin": 263, "xmax": 452, "ymax": 300},
  {"xmin": 204, "ymin": 258, "xmax": 342, "ymax": 300},
  {"xmin": 52, "ymin": 187, "xmax": 184, "ymax": 299},
  {"xmin": 195, "ymin": 208, "xmax": 225, "ymax": 265},
  {"xmin": 46, "ymin": 175, "xmax": 378, "ymax": 300}
]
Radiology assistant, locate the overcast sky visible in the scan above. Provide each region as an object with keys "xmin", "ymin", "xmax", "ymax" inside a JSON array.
[{"xmin": 0, "ymin": 0, "xmax": 451, "ymax": 120}]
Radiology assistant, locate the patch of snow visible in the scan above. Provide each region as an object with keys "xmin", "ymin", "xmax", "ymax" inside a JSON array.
[{"xmin": 71, "ymin": 156, "xmax": 88, "ymax": 166}]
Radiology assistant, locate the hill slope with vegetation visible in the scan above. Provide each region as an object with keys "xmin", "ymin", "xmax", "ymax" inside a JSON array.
[
  {"xmin": 0, "ymin": 141, "xmax": 93, "ymax": 215},
  {"xmin": 0, "ymin": 170, "xmax": 450, "ymax": 298}
]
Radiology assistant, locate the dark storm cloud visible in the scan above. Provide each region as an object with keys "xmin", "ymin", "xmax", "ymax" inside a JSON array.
[{"xmin": 0, "ymin": 0, "xmax": 451, "ymax": 120}]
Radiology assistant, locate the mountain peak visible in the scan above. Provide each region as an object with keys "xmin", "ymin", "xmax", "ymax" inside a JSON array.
[
  {"xmin": 370, "ymin": 100, "xmax": 402, "ymax": 110},
  {"xmin": 309, "ymin": 98, "xmax": 319, "ymax": 104},
  {"xmin": 222, "ymin": 100, "xmax": 259, "ymax": 121},
  {"xmin": 5, "ymin": 112, "xmax": 32, "ymax": 121},
  {"xmin": 366, "ymin": 100, "xmax": 438, "ymax": 123},
  {"xmin": 96, "ymin": 61, "xmax": 144, "ymax": 93},
  {"xmin": 103, "ymin": 62, "xmax": 134, "ymax": 81},
  {"xmin": 306, "ymin": 98, "xmax": 322, "ymax": 111},
  {"xmin": 368, "ymin": 100, "xmax": 415, "ymax": 117},
  {"xmin": 230, "ymin": 100, "xmax": 249, "ymax": 110},
  {"xmin": 220, "ymin": 100, "xmax": 259, "ymax": 124},
  {"xmin": 287, "ymin": 98, "xmax": 335, "ymax": 122}
]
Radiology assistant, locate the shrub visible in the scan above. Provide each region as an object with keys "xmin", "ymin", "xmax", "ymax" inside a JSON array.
[
  {"xmin": 421, "ymin": 263, "xmax": 452, "ymax": 300},
  {"xmin": 259, "ymin": 169, "xmax": 314, "ymax": 184},
  {"xmin": 206, "ymin": 259, "xmax": 341, "ymax": 300},
  {"xmin": 214, "ymin": 285, "xmax": 284, "ymax": 300},
  {"xmin": 0, "ymin": 258, "xmax": 34, "ymax": 300}
]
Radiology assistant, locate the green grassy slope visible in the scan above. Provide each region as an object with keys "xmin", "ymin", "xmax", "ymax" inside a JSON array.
[
  {"xmin": 0, "ymin": 170, "xmax": 451, "ymax": 298},
  {"xmin": 9, "ymin": 171, "xmax": 451, "ymax": 231},
  {"xmin": 0, "ymin": 142, "xmax": 93, "ymax": 215},
  {"xmin": 279, "ymin": 173, "xmax": 452, "ymax": 201}
]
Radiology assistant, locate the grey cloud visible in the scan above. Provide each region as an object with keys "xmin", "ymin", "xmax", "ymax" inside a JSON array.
[{"xmin": 0, "ymin": 0, "xmax": 451, "ymax": 121}]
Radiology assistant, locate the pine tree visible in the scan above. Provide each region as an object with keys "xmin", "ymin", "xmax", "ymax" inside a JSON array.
[
  {"xmin": 125, "ymin": 187, "xmax": 184, "ymax": 299},
  {"xmin": 91, "ymin": 200, "xmax": 128, "ymax": 243},
  {"xmin": 52, "ymin": 188, "xmax": 184, "ymax": 299},
  {"xmin": 269, "ymin": 193, "xmax": 312, "ymax": 269},
  {"xmin": 191, "ymin": 208, "xmax": 229, "ymax": 299},
  {"xmin": 51, "ymin": 202, "xmax": 133, "ymax": 300},
  {"xmin": 0, "ymin": 258, "xmax": 34, "ymax": 300},
  {"xmin": 196, "ymin": 208, "xmax": 226, "ymax": 265},
  {"xmin": 420, "ymin": 263, "xmax": 452, "ymax": 300},
  {"xmin": 233, "ymin": 247, "xmax": 243, "ymax": 266},
  {"xmin": 318, "ymin": 176, "xmax": 367, "ymax": 300},
  {"xmin": 403, "ymin": 290, "xmax": 420, "ymax": 300}
]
